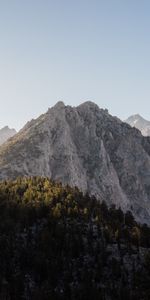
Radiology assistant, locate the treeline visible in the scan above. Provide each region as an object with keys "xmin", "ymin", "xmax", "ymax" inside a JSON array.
[{"xmin": 0, "ymin": 177, "xmax": 150, "ymax": 299}]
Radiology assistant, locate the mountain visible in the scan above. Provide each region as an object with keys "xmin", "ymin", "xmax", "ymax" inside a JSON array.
[
  {"xmin": 0, "ymin": 177, "xmax": 150, "ymax": 300},
  {"xmin": 125, "ymin": 114, "xmax": 150, "ymax": 136},
  {"xmin": 0, "ymin": 101, "xmax": 150, "ymax": 224},
  {"xmin": 0, "ymin": 126, "xmax": 16, "ymax": 145}
]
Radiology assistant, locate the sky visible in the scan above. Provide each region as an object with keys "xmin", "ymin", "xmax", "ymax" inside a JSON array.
[{"xmin": 0, "ymin": 0, "xmax": 150, "ymax": 130}]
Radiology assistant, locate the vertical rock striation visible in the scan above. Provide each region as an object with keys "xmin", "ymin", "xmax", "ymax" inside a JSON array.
[{"xmin": 0, "ymin": 102, "xmax": 150, "ymax": 223}]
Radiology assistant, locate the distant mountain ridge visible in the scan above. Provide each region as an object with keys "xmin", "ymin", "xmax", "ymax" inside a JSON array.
[
  {"xmin": 125, "ymin": 114, "xmax": 150, "ymax": 136},
  {"xmin": 0, "ymin": 126, "xmax": 17, "ymax": 145},
  {"xmin": 0, "ymin": 102, "xmax": 149, "ymax": 224}
]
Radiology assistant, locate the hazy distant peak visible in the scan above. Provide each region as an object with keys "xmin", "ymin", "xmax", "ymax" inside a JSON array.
[
  {"xmin": 2, "ymin": 125, "xmax": 9, "ymax": 130},
  {"xmin": 125, "ymin": 114, "xmax": 150, "ymax": 136},
  {"xmin": 126, "ymin": 113, "xmax": 149, "ymax": 122},
  {"xmin": 1, "ymin": 125, "xmax": 16, "ymax": 131},
  {"xmin": 127, "ymin": 114, "xmax": 145, "ymax": 121},
  {"xmin": 0, "ymin": 126, "xmax": 17, "ymax": 145}
]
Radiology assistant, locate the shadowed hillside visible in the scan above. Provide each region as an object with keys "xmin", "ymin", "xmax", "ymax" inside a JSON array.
[{"xmin": 0, "ymin": 177, "xmax": 150, "ymax": 299}]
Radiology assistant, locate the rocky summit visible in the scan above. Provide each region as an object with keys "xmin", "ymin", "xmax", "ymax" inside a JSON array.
[{"xmin": 0, "ymin": 102, "xmax": 150, "ymax": 224}]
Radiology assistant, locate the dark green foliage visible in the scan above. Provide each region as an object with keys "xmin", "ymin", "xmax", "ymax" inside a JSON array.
[{"xmin": 0, "ymin": 177, "xmax": 150, "ymax": 299}]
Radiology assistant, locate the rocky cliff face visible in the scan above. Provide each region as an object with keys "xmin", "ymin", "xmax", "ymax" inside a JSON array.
[
  {"xmin": 0, "ymin": 126, "xmax": 16, "ymax": 145},
  {"xmin": 0, "ymin": 102, "xmax": 150, "ymax": 224},
  {"xmin": 125, "ymin": 114, "xmax": 150, "ymax": 136}
]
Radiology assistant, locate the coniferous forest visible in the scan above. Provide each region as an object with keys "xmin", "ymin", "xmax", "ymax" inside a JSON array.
[{"xmin": 0, "ymin": 177, "xmax": 150, "ymax": 299}]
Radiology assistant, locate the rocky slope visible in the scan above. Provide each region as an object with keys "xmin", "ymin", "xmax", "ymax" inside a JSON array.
[
  {"xmin": 0, "ymin": 102, "xmax": 150, "ymax": 224},
  {"xmin": 125, "ymin": 114, "xmax": 150, "ymax": 136},
  {"xmin": 0, "ymin": 126, "xmax": 16, "ymax": 145}
]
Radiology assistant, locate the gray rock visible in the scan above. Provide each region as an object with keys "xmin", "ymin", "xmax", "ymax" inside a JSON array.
[{"xmin": 0, "ymin": 102, "xmax": 150, "ymax": 224}]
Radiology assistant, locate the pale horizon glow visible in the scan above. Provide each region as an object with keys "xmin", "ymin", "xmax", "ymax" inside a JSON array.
[{"xmin": 0, "ymin": 0, "xmax": 150, "ymax": 130}]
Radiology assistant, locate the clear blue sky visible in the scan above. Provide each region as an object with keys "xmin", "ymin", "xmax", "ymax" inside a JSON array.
[{"xmin": 0, "ymin": 0, "xmax": 150, "ymax": 130}]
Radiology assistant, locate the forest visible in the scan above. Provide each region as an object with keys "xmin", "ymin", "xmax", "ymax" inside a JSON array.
[{"xmin": 0, "ymin": 177, "xmax": 150, "ymax": 299}]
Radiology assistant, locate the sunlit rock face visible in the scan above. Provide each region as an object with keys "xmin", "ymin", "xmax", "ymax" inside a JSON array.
[
  {"xmin": 0, "ymin": 126, "xmax": 16, "ymax": 145},
  {"xmin": 0, "ymin": 102, "xmax": 150, "ymax": 224},
  {"xmin": 125, "ymin": 114, "xmax": 150, "ymax": 136}
]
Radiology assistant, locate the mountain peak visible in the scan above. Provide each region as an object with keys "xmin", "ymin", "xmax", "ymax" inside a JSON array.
[
  {"xmin": 1, "ymin": 125, "xmax": 15, "ymax": 131},
  {"xmin": 0, "ymin": 102, "xmax": 150, "ymax": 224},
  {"xmin": 125, "ymin": 114, "xmax": 150, "ymax": 136},
  {"xmin": 53, "ymin": 101, "xmax": 65, "ymax": 109},
  {"xmin": 127, "ymin": 114, "xmax": 145, "ymax": 121},
  {"xmin": 0, "ymin": 126, "xmax": 17, "ymax": 146},
  {"xmin": 79, "ymin": 100, "xmax": 99, "ymax": 107}
]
